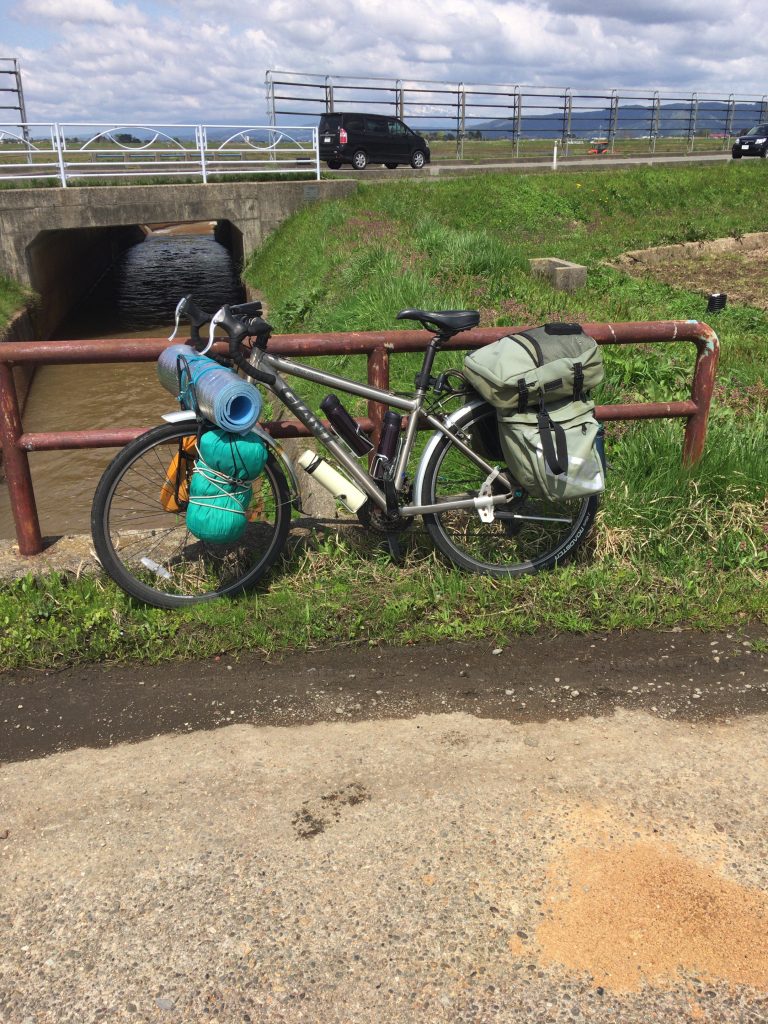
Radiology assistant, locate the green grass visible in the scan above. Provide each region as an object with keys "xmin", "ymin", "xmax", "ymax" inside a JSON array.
[
  {"xmin": 0, "ymin": 274, "xmax": 33, "ymax": 331},
  {"xmin": 0, "ymin": 162, "xmax": 766, "ymax": 668}
]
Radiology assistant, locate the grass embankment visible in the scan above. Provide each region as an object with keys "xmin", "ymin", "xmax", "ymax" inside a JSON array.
[
  {"xmin": 0, "ymin": 275, "xmax": 32, "ymax": 333},
  {"xmin": 1, "ymin": 163, "xmax": 766, "ymax": 668}
]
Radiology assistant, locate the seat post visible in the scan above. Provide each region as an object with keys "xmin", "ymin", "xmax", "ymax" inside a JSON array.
[{"xmin": 414, "ymin": 335, "xmax": 446, "ymax": 392}]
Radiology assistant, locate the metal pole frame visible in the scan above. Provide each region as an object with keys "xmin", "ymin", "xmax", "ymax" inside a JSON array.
[
  {"xmin": 265, "ymin": 71, "xmax": 276, "ymax": 127},
  {"xmin": 609, "ymin": 90, "xmax": 619, "ymax": 153},
  {"xmin": 563, "ymin": 88, "xmax": 573, "ymax": 155},
  {"xmin": 687, "ymin": 92, "xmax": 699, "ymax": 153},
  {"xmin": 457, "ymin": 84, "xmax": 465, "ymax": 159},
  {"xmin": 513, "ymin": 87, "xmax": 521, "ymax": 158},
  {"xmin": 724, "ymin": 94, "xmax": 735, "ymax": 149},
  {"xmin": 0, "ymin": 321, "xmax": 720, "ymax": 555},
  {"xmin": 325, "ymin": 76, "xmax": 334, "ymax": 115}
]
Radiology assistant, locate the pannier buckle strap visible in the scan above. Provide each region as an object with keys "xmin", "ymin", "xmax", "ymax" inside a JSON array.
[
  {"xmin": 517, "ymin": 378, "xmax": 529, "ymax": 414},
  {"xmin": 537, "ymin": 403, "xmax": 568, "ymax": 476},
  {"xmin": 573, "ymin": 361, "xmax": 584, "ymax": 402}
]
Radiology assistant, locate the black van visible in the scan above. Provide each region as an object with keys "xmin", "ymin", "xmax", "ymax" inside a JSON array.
[{"xmin": 319, "ymin": 112, "xmax": 430, "ymax": 170}]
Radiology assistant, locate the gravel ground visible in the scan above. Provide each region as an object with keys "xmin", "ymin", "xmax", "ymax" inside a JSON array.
[{"xmin": 1, "ymin": 631, "xmax": 768, "ymax": 1023}]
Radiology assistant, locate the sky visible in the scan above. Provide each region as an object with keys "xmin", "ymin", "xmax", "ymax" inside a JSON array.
[{"xmin": 1, "ymin": 0, "xmax": 766, "ymax": 127}]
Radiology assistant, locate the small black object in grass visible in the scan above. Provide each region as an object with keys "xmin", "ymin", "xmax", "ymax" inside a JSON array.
[{"xmin": 706, "ymin": 292, "xmax": 728, "ymax": 314}]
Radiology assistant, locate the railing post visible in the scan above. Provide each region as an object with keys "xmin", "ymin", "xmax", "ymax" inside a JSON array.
[
  {"xmin": 0, "ymin": 363, "xmax": 43, "ymax": 554},
  {"xmin": 683, "ymin": 331, "xmax": 719, "ymax": 465},
  {"xmin": 197, "ymin": 125, "xmax": 208, "ymax": 183},
  {"xmin": 53, "ymin": 123, "xmax": 67, "ymax": 188},
  {"xmin": 367, "ymin": 345, "xmax": 389, "ymax": 461}
]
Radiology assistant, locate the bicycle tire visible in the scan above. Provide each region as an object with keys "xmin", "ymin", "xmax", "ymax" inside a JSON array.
[
  {"xmin": 420, "ymin": 402, "xmax": 598, "ymax": 576},
  {"xmin": 91, "ymin": 422, "xmax": 292, "ymax": 608}
]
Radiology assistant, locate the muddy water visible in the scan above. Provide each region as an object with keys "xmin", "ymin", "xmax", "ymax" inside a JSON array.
[{"xmin": 0, "ymin": 225, "xmax": 245, "ymax": 540}]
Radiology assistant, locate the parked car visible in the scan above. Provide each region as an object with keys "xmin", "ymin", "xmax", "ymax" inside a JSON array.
[
  {"xmin": 319, "ymin": 112, "xmax": 430, "ymax": 170},
  {"xmin": 731, "ymin": 123, "xmax": 768, "ymax": 159}
]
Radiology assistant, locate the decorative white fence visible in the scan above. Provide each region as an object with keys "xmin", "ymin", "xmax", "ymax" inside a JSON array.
[{"xmin": 0, "ymin": 123, "xmax": 320, "ymax": 185}]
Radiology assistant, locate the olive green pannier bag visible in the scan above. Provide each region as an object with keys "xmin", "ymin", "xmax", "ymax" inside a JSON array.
[{"xmin": 463, "ymin": 323, "xmax": 606, "ymax": 500}]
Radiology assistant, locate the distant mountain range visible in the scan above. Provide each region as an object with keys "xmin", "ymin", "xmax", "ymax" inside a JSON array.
[
  {"xmin": 464, "ymin": 101, "xmax": 765, "ymax": 139},
  {"xmin": 24, "ymin": 99, "xmax": 764, "ymax": 144}
]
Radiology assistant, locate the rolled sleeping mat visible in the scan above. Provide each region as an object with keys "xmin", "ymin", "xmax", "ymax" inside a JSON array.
[{"xmin": 157, "ymin": 344, "xmax": 262, "ymax": 434}]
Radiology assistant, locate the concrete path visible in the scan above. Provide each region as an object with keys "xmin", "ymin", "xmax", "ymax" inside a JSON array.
[{"xmin": 2, "ymin": 630, "xmax": 768, "ymax": 1023}]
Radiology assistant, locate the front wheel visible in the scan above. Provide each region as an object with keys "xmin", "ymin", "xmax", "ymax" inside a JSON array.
[
  {"xmin": 419, "ymin": 402, "xmax": 598, "ymax": 576},
  {"xmin": 91, "ymin": 422, "xmax": 292, "ymax": 608},
  {"xmin": 326, "ymin": 160, "xmax": 342, "ymax": 169},
  {"xmin": 410, "ymin": 150, "xmax": 426, "ymax": 169}
]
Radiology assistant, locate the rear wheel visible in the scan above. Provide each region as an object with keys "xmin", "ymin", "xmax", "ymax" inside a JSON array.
[
  {"xmin": 420, "ymin": 403, "xmax": 598, "ymax": 576},
  {"xmin": 91, "ymin": 422, "xmax": 292, "ymax": 608},
  {"xmin": 410, "ymin": 150, "xmax": 426, "ymax": 169},
  {"xmin": 326, "ymin": 160, "xmax": 342, "ymax": 169},
  {"xmin": 352, "ymin": 150, "xmax": 368, "ymax": 170},
  {"xmin": 732, "ymin": 152, "xmax": 742, "ymax": 159}
]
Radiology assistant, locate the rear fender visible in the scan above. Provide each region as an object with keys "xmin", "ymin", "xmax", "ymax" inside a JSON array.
[{"xmin": 413, "ymin": 396, "xmax": 490, "ymax": 504}]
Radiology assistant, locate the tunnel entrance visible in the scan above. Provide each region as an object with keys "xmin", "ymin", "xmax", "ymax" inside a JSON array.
[
  {"xmin": 32, "ymin": 219, "xmax": 246, "ymax": 340},
  {"xmin": 0, "ymin": 220, "xmax": 247, "ymax": 540}
]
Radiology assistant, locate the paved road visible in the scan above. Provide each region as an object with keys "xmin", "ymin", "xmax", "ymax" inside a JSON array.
[
  {"xmin": 2, "ymin": 628, "xmax": 767, "ymax": 1023},
  {"xmin": 324, "ymin": 151, "xmax": 733, "ymax": 182}
]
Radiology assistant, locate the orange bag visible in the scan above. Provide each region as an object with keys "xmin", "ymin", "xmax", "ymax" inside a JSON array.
[{"xmin": 159, "ymin": 436, "xmax": 197, "ymax": 512}]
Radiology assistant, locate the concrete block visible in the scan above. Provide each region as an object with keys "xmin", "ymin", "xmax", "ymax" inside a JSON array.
[{"xmin": 529, "ymin": 257, "xmax": 587, "ymax": 292}]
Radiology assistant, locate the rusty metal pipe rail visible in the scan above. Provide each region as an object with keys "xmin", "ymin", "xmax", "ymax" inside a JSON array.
[{"xmin": 0, "ymin": 320, "xmax": 719, "ymax": 556}]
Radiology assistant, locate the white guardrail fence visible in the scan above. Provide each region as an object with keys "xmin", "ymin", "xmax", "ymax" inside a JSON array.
[{"xmin": 0, "ymin": 123, "xmax": 320, "ymax": 185}]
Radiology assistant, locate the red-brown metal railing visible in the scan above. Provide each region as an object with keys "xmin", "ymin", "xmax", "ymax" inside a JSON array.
[{"xmin": 0, "ymin": 320, "xmax": 719, "ymax": 556}]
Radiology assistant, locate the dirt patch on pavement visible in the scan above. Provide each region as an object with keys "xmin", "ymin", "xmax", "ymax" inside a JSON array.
[
  {"xmin": 537, "ymin": 837, "xmax": 768, "ymax": 993},
  {"xmin": 612, "ymin": 231, "xmax": 768, "ymax": 308},
  {"xmin": 3, "ymin": 708, "xmax": 768, "ymax": 1022}
]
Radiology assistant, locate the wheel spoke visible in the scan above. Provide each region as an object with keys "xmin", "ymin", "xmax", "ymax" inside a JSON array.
[
  {"xmin": 422, "ymin": 404, "xmax": 597, "ymax": 576},
  {"xmin": 91, "ymin": 425, "xmax": 291, "ymax": 607}
]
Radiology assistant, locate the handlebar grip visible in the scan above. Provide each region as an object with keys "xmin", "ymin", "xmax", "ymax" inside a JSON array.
[
  {"xmin": 233, "ymin": 353, "xmax": 276, "ymax": 386},
  {"xmin": 230, "ymin": 299, "xmax": 264, "ymax": 317}
]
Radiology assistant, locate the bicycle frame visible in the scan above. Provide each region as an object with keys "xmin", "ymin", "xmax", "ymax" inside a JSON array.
[{"xmin": 249, "ymin": 342, "xmax": 516, "ymax": 518}]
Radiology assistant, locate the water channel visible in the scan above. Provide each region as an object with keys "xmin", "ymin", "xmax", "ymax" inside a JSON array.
[{"xmin": 0, "ymin": 224, "xmax": 246, "ymax": 539}]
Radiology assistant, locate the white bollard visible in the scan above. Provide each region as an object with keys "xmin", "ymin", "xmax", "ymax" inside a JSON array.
[{"xmin": 553, "ymin": 142, "xmax": 558, "ymax": 171}]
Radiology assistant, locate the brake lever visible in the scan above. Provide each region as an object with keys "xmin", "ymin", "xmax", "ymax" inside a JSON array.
[
  {"xmin": 203, "ymin": 308, "xmax": 226, "ymax": 356},
  {"xmin": 169, "ymin": 294, "xmax": 212, "ymax": 345}
]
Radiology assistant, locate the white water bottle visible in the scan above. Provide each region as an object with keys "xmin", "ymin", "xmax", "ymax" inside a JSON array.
[{"xmin": 297, "ymin": 451, "xmax": 368, "ymax": 513}]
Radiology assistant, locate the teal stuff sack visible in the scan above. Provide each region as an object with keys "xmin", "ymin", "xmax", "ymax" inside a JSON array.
[
  {"xmin": 198, "ymin": 428, "xmax": 268, "ymax": 480},
  {"xmin": 185, "ymin": 429, "xmax": 268, "ymax": 544},
  {"xmin": 186, "ymin": 465, "xmax": 253, "ymax": 544}
]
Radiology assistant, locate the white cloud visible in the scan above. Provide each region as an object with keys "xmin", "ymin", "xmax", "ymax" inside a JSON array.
[
  {"xmin": 1, "ymin": 0, "xmax": 767, "ymax": 125},
  {"xmin": 18, "ymin": 0, "xmax": 144, "ymax": 25}
]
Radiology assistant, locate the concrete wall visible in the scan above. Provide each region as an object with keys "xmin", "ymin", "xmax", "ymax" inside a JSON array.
[
  {"xmin": 0, "ymin": 180, "xmax": 357, "ymax": 292},
  {"xmin": 0, "ymin": 308, "xmax": 37, "ymax": 434},
  {"xmin": 27, "ymin": 225, "xmax": 144, "ymax": 338}
]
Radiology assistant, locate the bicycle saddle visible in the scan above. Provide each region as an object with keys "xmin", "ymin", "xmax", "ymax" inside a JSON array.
[{"xmin": 396, "ymin": 308, "xmax": 480, "ymax": 334}]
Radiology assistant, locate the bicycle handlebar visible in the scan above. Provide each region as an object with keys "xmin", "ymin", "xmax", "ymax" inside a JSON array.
[{"xmin": 170, "ymin": 294, "xmax": 276, "ymax": 383}]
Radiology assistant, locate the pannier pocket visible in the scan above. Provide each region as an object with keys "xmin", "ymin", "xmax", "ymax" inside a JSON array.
[{"xmin": 498, "ymin": 404, "xmax": 605, "ymax": 500}]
